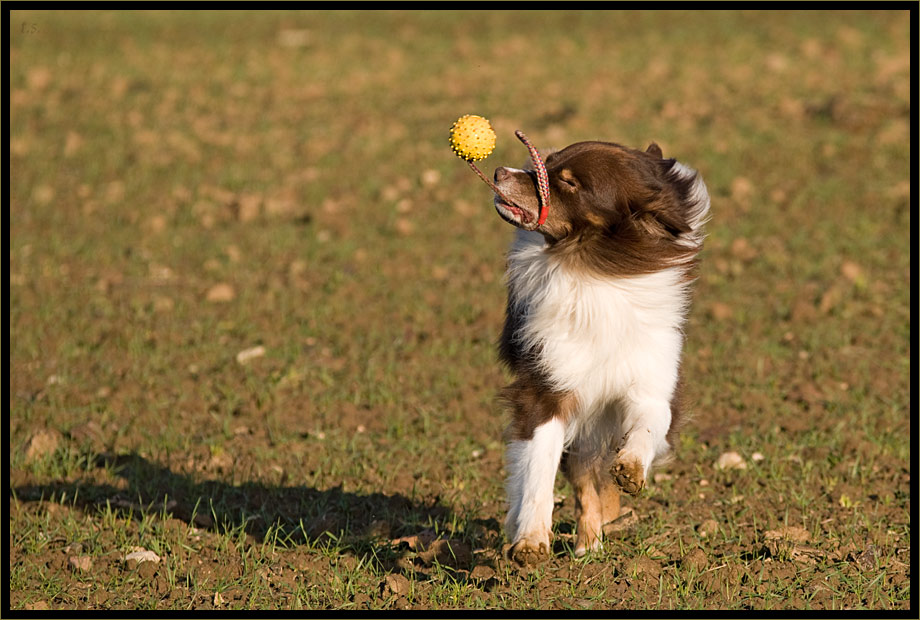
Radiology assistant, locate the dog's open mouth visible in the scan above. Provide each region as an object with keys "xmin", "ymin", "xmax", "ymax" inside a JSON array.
[{"xmin": 494, "ymin": 196, "xmax": 536, "ymax": 228}]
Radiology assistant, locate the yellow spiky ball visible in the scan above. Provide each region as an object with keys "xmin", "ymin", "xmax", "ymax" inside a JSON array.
[{"xmin": 449, "ymin": 114, "xmax": 496, "ymax": 162}]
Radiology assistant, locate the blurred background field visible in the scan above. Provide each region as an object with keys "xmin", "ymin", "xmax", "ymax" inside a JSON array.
[{"xmin": 9, "ymin": 9, "xmax": 911, "ymax": 610}]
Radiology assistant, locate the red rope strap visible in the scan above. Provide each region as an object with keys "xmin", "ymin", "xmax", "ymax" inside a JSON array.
[{"xmin": 514, "ymin": 130, "xmax": 550, "ymax": 227}]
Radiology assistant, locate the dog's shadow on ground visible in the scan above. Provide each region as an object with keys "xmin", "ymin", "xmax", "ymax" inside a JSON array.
[{"xmin": 12, "ymin": 452, "xmax": 502, "ymax": 574}]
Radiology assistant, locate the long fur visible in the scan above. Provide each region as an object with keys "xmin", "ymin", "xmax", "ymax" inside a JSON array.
[{"xmin": 495, "ymin": 141, "xmax": 710, "ymax": 561}]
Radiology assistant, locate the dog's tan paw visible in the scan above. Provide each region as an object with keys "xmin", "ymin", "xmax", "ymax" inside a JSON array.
[
  {"xmin": 573, "ymin": 535, "xmax": 602, "ymax": 558},
  {"xmin": 508, "ymin": 539, "xmax": 550, "ymax": 567},
  {"xmin": 611, "ymin": 456, "xmax": 645, "ymax": 496}
]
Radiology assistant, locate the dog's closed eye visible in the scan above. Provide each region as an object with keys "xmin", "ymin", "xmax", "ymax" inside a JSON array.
[{"xmin": 557, "ymin": 169, "xmax": 579, "ymax": 191}]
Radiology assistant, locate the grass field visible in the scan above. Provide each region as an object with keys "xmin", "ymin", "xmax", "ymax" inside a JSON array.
[{"xmin": 8, "ymin": 9, "xmax": 911, "ymax": 611}]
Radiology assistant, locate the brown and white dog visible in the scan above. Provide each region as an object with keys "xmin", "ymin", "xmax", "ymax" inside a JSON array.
[{"xmin": 493, "ymin": 140, "xmax": 710, "ymax": 565}]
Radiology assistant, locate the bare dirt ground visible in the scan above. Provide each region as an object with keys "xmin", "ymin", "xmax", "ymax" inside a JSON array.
[{"xmin": 9, "ymin": 9, "xmax": 911, "ymax": 611}]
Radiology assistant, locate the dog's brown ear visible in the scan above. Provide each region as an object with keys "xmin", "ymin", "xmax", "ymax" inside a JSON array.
[
  {"xmin": 646, "ymin": 142, "xmax": 663, "ymax": 158},
  {"xmin": 640, "ymin": 196, "xmax": 693, "ymax": 237}
]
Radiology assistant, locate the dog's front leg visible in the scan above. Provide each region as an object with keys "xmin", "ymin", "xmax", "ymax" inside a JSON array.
[
  {"xmin": 504, "ymin": 414, "xmax": 567, "ymax": 567},
  {"xmin": 612, "ymin": 396, "xmax": 672, "ymax": 495}
]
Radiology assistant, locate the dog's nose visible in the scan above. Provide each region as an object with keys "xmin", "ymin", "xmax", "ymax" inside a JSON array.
[{"xmin": 494, "ymin": 167, "xmax": 512, "ymax": 183}]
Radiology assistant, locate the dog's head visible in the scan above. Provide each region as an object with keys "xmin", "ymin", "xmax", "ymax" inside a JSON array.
[{"xmin": 493, "ymin": 140, "xmax": 709, "ymax": 275}]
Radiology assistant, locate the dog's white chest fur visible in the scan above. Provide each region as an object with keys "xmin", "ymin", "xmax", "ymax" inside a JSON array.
[{"xmin": 506, "ymin": 229, "xmax": 688, "ymax": 423}]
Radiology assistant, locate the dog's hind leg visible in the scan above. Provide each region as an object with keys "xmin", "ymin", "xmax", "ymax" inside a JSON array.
[{"xmin": 563, "ymin": 440, "xmax": 622, "ymax": 557}]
